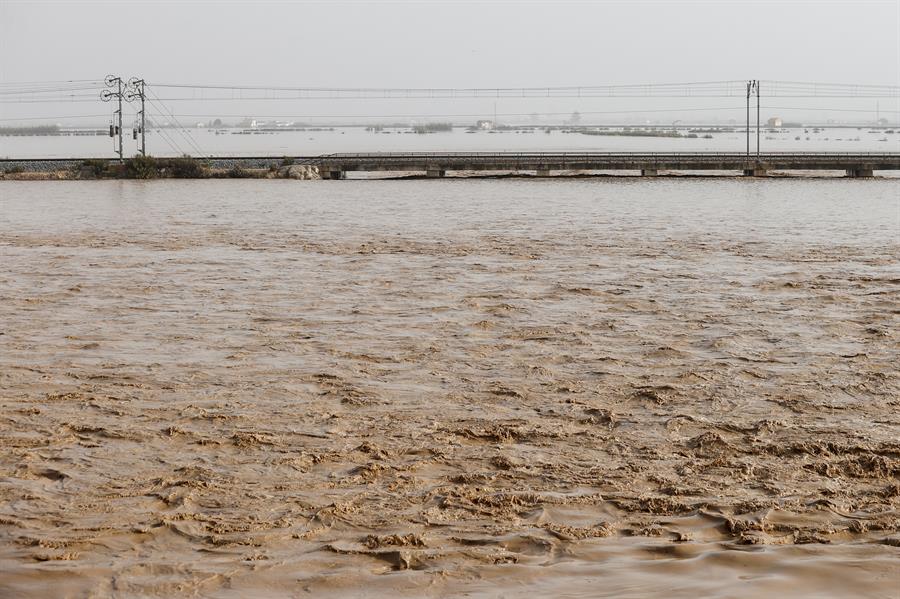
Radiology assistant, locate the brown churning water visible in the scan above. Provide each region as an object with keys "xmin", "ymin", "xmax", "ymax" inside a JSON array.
[{"xmin": 0, "ymin": 178, "xmax": 898, "ymax": 598}]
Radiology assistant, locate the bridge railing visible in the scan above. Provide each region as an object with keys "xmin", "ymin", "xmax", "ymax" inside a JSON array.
[
  {"xmin": 315, "ymin": 151, "xmax": 900, "ymax": 160},
  {"xmin": 309, "ymin": 152, "xmax": 900, "ymax": 167}
]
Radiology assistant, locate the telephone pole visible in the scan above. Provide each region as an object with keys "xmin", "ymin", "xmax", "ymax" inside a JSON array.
[
  {"xmin": 126, "ymin": 78, "xmax": 146, "ymax": 156},
  {"xmin": 101, "ymin": 75, "xmax": 124, "ymax": 161}
]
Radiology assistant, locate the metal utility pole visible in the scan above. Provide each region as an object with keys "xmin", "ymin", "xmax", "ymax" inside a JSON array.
[
  {"xmin": 126, "ymin": 78, "xmax": 146, "ymax": 155},
  {"xmin": 756, "ymin": 79, "xmax": 761, "ymax": 158},
  {"xmin": 746, "ymin": 80, "xmax": 752, "ymax": 155},
  {"xmin": 101, "ymin": 75, "xmax": 124, "ymax": 161}
]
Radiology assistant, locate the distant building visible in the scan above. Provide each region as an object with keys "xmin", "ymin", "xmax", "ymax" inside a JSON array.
[
  {"xmin": 475, "ymin": 120, "xmax": 494, "ymax": 130},
  {"xmin": 236, "ymin": 117, "xmax": 263, "ymax": 128},
  {"xmin": 767, "ymin": 117, "xmax": 783, "ymax": 128}
]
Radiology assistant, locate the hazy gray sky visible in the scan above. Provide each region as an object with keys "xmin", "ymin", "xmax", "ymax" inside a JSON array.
[{"xmin": 1, "ymin": 0, "xmax": 899, "ymax": 124}]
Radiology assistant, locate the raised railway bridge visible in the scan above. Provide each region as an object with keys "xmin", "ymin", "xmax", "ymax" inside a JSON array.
[
  {"xmin": 3, "ymin": 152, "xmax": 899, "ymax": 178},
  {"xmin": 309, "ymin": 152, "xmax": 900, "ymax": 178}
]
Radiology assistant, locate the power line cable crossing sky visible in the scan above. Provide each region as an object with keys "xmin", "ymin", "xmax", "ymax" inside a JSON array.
[
  {"xmin": 2, "ymin": 1, "xmax": 898, "ymax": 125},
  {"xmin": 1, "ymin": 80, "xmax": 898, "ymax": 125},
  {"xmin": 1, "ymin": 0, "xmax": 898, "ymax": 162}
]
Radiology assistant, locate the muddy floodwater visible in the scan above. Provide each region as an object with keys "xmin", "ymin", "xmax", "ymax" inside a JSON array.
[{"xmin": 0, "ymin": 178, "xmax": 898, "ymax": 598}]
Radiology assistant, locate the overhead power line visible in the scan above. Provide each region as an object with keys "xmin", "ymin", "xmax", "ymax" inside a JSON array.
[
  {"xmin": 0, "ymin": 79, "xmax": 104, "ymax": 85},
  {"xmin": 0, "ymin": 95, "xmax": 103, "ymax": 103},
  {"xmin": 145, "ymin": 114, "xmax": 186, "ymax": 156},
  {"xmin": 145, "ymin": 88, "xmax": 205, "ymax": 155},
  {"xmin": 2, "ymin": 80, "xmax": 897, "ymax": 106},
  {"xmin": 0, "ymin": 86, "xmax": 105, "ymax": 96},
  {"xmin": 3, "ymin": 106, "xmax": 896, "ymax": 127},
  {"xmin": 139, "ymin": 106, "xmax": 745, "ymax": 120},
  {"xmin": 147, "ymin": 80, "xmax": 900, "ymax": 99},
  {"xmin": 0, "ymin": 114, "xmax": 110, "ymax": 122},
  {"xmin": 129, "ymin": 106, "xmax": 900, "ymax": 121}
]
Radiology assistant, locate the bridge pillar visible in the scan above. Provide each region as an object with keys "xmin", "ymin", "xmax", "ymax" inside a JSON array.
[
  {"xmin": 641, "ymin": 169, "xmax": 658, "ymax": 177},
  {"xmin": 744, "ymin": 168, "xmax": 768, "ymax": 177},
  {"xmin": 320, "ymin": 169, "xmax": 345, "ymax": 180},
  {"xmin": 846, "ymin": 169, "xmax": 874, "ymax": 178},
  {"xmin": 536, "ymin": 169, "xmax": 551, "ymax": 177},
  {"xmin": 426, "ymin": 169, "xmax": 445, "ymax": 178}
]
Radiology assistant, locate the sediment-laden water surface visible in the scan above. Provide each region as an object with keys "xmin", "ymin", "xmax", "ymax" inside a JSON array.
[{"xmin": 0, "ymin": 178, "xmax": 898, "ymax": 598}]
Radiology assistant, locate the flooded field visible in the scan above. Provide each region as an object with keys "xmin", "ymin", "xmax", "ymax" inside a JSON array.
[
  {"xmin": 0, "ymin": 178, "xmax": 898, "ymax": 597},
  {"xmin": 2, "ymin": 124, "xmax": 899, "ymax": 159}
]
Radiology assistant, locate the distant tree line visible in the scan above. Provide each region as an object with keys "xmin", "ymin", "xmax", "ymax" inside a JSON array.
[
  {"xmin": 412, "ymin": 122, "xmax": 453, "ymax": 134},
  {"xmin": 0, "ymin": 125, "xmax": 61, "ymax": 136}
]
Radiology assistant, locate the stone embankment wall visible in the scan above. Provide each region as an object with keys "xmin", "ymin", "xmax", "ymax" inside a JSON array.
[{"xmin": 1, "ymin": 159, "xmax": 82, "ymax": 172}]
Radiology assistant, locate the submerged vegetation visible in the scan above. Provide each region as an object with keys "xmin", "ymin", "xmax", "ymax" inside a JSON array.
[
  {"xmin": 3, "ymin": 155, "xmax": 318, "ymax": 180},
  {"xmin": 70, "ymin": 156, "xmax": 272, "ymax": 179},
  {"xmin": 0, "ymin": 125, "xmax": 61, "ymax": 136},
  {"xmin": 79, "ymin": 159, "xmax": 109, "ymax": 178},
  {"xmin": 412, "ymin": 122, "xmax": 453, "ymax": 134},
  {"xmin": 123, "ymin": 155, "xmax": 207, "ymax": 179},
  {"xmin": 579, "ymin": 129, "xmax": 698, "ymax": 139},
  {"xmin": 70, "ymin": 155, "xmax": 210, "ymax": 179}
]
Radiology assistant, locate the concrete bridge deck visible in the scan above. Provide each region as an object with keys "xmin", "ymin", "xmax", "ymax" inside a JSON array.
[{"xmin": 311, "ymin": 152, "xmax": 900, "ymax": 178}]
